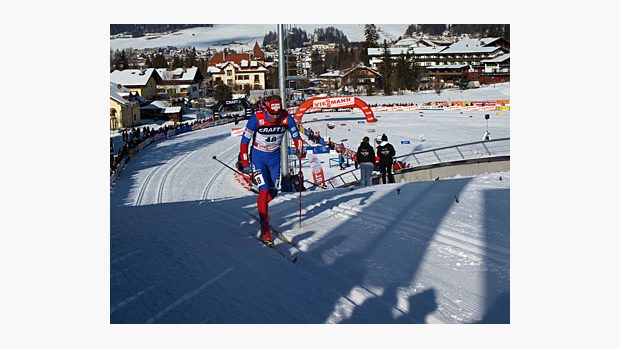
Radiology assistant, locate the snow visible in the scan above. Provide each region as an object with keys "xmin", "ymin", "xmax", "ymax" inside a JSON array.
[
  {"xmin": 156, "ymin": 67, "xmax": 199, "ymax": 81},
  {"xmin": 109, "ymin": 24, "xmax": 411, "ymax": 51},
  {"xmin": 110, "ymin": 84, "xmax": 510, "ymax": 324},
  {"xmin": 110, "ymin": 68, "xmax": 156, "ymax": 86},
  {"xmin": 481, "ymin": 53, "xmax": 510, "ymax": 63}
]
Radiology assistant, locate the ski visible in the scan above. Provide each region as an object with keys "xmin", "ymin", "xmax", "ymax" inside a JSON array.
[
  {"xmin": 248, "ymin": 231, "xmax": 298, "ymax": 263},
  {"xmin": 244, "ymin": 211, "xmax": 298, "ymax": 247}
]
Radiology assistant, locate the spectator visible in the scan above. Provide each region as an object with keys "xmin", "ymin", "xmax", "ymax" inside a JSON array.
[
  {"xmin": 338, "ymin": 152, "xmax": 346, "ymax": 170},
  {"xmin": 376, "ymin": 133, "xmax": 396, "ymax": 184},
  {"xmin": 356, "ymin": 136, "xmax": 375, "ymax": 187}
]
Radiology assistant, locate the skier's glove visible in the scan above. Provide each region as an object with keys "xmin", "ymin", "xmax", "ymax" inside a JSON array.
[
  {"xmin": 296, "ymin": 148, "xmax": 306, "ymax": 159},
  {"xmin": 294, "ymin": 138, "xmax": 306, "ymax": 159}
]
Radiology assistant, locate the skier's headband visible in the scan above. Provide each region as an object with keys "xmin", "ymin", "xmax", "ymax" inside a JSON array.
[{"xmin": 265, "ymin": 100, "xmax": 282, "ymax": 114}]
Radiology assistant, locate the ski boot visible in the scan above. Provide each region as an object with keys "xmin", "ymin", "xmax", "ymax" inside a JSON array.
[{"xmin": 260, "ymin": 221, "xmax": 274, "ymax": 246}]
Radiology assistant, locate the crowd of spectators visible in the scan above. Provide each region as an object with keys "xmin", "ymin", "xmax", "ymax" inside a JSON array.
[
  {"xmin": 110, "ymin": 118, "xmax": 216, "ymax": 176},
  {"xmin": 304, "ymin": 127, "xmax": 322, "ymax": 145}
]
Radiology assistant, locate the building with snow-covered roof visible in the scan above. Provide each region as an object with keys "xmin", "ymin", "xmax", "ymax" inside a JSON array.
[
  {"xmin": 438, "ymin": 37, "xmax": 507, "ymax": 67},
  {"xmin": 155, "ymin": 67, "xmax": 204, "ymax": 100},
  {"xmin": 110, "ymin": 68, "xmax": 161, "ymax": 100},
  {"xmin": 470, "ymin": 53, "xmax": 510, "ymax": 84},
  {"xmin": 209, "ymin": 61, "xmax": 268, "ymax": 91},
  {"xmin": 207, "ymin": 42, "xmax": 266, "ymax": 67},
  {"xmin": 367, "ymin": 45, "xmax": 446, "ymax": 69},
  {"xmin": 425, "ymin": 64, "xmax": 470, "ymax": 84},
  {"xmin": 110, "ymin": 82, "xmax": 141, "ymax": 130},
  {"xmin": 318, "ymin": 65, "xmax": 382, "ymax": 93}
]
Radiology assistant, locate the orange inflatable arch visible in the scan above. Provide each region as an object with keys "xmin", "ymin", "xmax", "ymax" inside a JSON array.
[{"xmin": 293, "ymin": 96, "xmax": 376, "ymax": 124}]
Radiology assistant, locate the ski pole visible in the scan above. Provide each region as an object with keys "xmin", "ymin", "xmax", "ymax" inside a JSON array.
[
  {"xmin": 212, "ymin": 155, "xmax": 245, "ymax": 176},
  {"xmin": 299, "ymin": 156, "xmax": 302, "ymax": 228}
]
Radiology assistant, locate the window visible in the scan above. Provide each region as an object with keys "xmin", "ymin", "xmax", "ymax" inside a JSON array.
[
  {"xmin": 226, "ymin": 70, "xmax": 233, "ymax": 76},
  {"xmin": 254, "ymin": 75, "xmax": 260, "ymax": 83}
]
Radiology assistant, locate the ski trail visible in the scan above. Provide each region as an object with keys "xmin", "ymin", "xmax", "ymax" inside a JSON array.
[
  {"xmin": 201, "ymin": 142, "xmax": 240, "ymax": 201},
  {"xmin": 155, "ymin": 150, "xmax": 197, "ymax": 204},
  {"xmin": 134, "ymin": 165, "xmax": 160, "ymax": 206},
  {"xmin": 145, "ymin": 267, "xmax": 234, "ymax": 324}
]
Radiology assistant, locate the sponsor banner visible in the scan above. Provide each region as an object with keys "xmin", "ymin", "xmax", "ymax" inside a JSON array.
[
  {"xmin": 309, "ymin": 155, "xmax": 326, "ymax": 185},
  {"xmin": 312, "ymin": 145, "xmax": 330, "ymax": 154},
  {"xmin": 401, "ymin": 140, "xmax": 411, "ymax": 144},
  {"xmin": 312, "ymin": 96, "xmax": 355, "ymax": 109},
  {"xmin": 230, "ymin": 127, "xmax": 244, "ymax": 137},
  {"xmin": 167, "ymin": 130, "xmax": 176, "ymax": 138},
  {"xmin": 497, "ymin": 105, "xmax": 511, "ymax": 111},
  {"xmin": 206, "ymin": 121, "xmax": 215, "ymax": 127}
]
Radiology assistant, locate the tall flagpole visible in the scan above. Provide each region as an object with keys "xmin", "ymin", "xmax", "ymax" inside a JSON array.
[{"xmin": 278, "ymin": 24, "xmax": 290, "ymax": 188}]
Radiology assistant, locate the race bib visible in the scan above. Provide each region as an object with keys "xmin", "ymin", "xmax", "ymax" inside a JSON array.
[{"xmin": 253, "ymin": 169, "xmax": 265, "ymax": 187}]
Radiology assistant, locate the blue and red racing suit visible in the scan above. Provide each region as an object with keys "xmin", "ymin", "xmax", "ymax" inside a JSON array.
[{"xmin": 240, "ymin": 110, "xmax": 303, "ymax": 237}]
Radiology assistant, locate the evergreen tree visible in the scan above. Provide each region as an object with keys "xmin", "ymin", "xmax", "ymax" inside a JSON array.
[
  {"xmin": 214, "ymin": 82, "xmax": 232, "ymax": 101},
  {"xmin": 310, "ymin": 49, "xmax": 324, "ymax": 77},
  {"xmin": 185, "ymin": 48, "xmax": 197, "ymax": 68},
  {"xmin": 111, "ymin": 49, "xmax": 129, "ymax": 70},
  {"xmin": 313, "ymin": 27, "xmax": 349, "ymax": 44},
  {"xmin": 404, "ymin": 50, "xmax": 419, "ymax": 90},
  {"xmin": 364, "ymin": 24, "xmax": 379, "ymax": 47},
  {"xmin": 171, "ymin": 56, "xmax": 183, "ymax": 69},
  {"xmin": 363, "ymin": 24, "xmax": 379, "ymax": 66},
  {"xmin": 151, "ymin": 53, "xmax": 168, "ymax": 68},
  {"xmin": 380, "ymin": 40, "xmax": 393, "ymax": 95},
  {"xmin": 393, "ymin": 50, "xmax": 418, "ymax": 92},
  {"xmin": 287, "ymin": 27, "xmax": 309, "ymax": 49},
  {"xmin": 404, "ymin": 24, "xmax": 420, "ymax": 36},
  {"xmin": 263, "ymin": 30, "xmax": 277, "ymax": 46},
  {"xmin": 144, "ymin": 56, "xmax": 154, "ymax": 68}
]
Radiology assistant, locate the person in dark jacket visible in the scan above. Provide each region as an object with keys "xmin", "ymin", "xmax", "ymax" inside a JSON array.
[
  {"xmin": 356, "ymin": 136, "xmax": 376, "ymax": 187},
  {"xmin": 376, "ymin": 133, "xmax": 396, "ymax": 184}
]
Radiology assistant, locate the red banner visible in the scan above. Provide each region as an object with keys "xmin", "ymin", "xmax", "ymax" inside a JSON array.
[{"xmin": 309, "ymin": 155, "xmax": 325, "ymax": 185}]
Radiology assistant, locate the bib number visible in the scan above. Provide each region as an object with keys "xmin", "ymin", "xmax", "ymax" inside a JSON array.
[{"xmin": 253, "ymin": 170, "xmax": 265, "ymax": 187}]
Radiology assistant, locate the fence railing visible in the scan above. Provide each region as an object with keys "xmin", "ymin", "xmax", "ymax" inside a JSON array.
[
  {"xmin": 394, "ymin": 137, "xmax": 510, "ymax": 167},
  {"xmin": 319, "ymin": 137, "xmax": 510, "ymax": 188}
]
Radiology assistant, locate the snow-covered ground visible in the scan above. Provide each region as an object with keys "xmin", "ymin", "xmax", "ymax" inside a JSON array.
[
  {"xmin": 110, "ymin": 24, "xmax": 411, "ymax": 51},
  {"xmin": 110, "ymin": 84, "xmax": 510, "ymax": 324},
  {"xmin": 298, "ymin": 83, "xmax": 510, "ymax": 182}
]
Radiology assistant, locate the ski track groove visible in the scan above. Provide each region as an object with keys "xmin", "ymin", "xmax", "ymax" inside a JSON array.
[
  {"xmin": 328, "ymin": 203, "xmax": 509, "ymax": 264},
  {"xmin": 155, "ymin": 150, "xmax": 196, "ymax": 204},
  {"xmin": 134, "ymin": 165, "xmax": 160, "ymax": 206},
  {"xmin": 201, "ymin": 142, "xmax": 239, "ymax": 201}
]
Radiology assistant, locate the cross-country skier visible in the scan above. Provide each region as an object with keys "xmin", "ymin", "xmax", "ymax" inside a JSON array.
[{"xmin": 239, "ymin": 95, "xmax": 305, "ymax": 246}]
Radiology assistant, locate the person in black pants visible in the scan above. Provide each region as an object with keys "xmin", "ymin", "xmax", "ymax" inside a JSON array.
[{"xmin": 376, "ymin": 134, "xmax": 396, "ymax": 184}]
